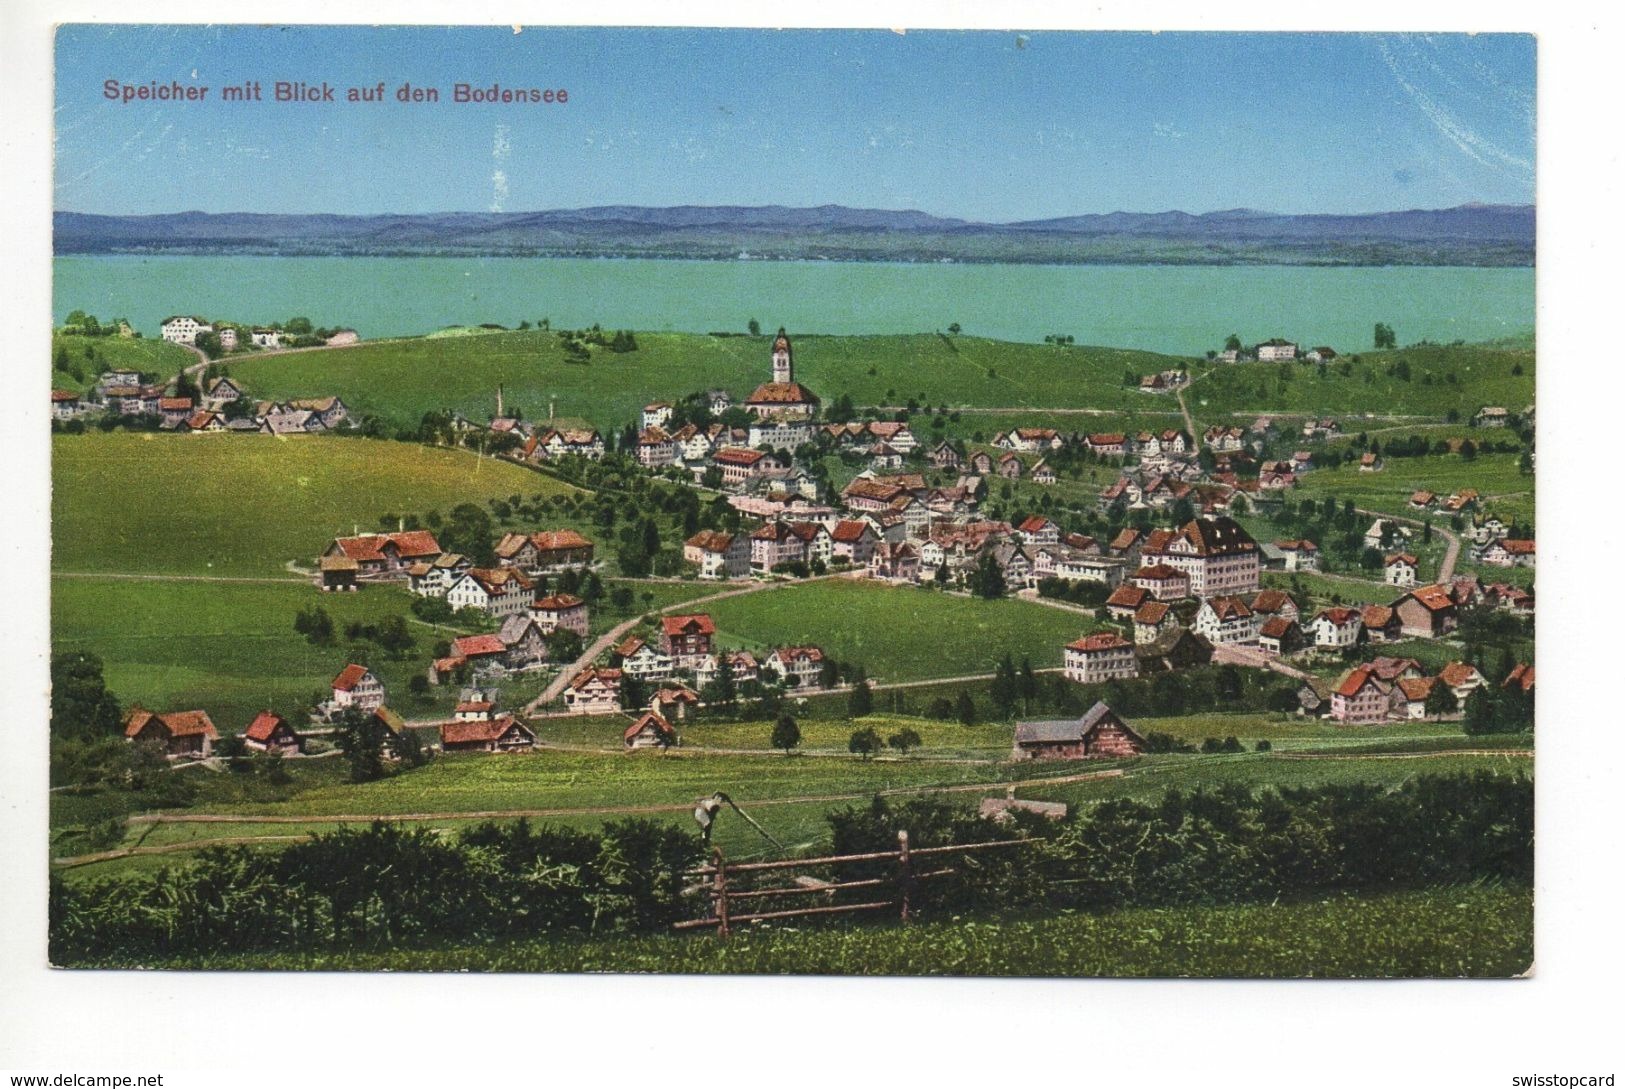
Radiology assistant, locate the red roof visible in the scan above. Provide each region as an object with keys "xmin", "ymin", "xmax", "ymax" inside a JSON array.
[
  {"xmin": 332, "ymin": 664, "xmax": 373, "ymax": 691},
  {"xmin": 625, "ymin": 711, "xmax": 677, "ymax": 743},
  {"xmin": 1437, "ymin": 661, "xmax": 1482, "ymax": 688},
  {"xmin": 1386, "ymin": 553, "xmax": 1418, "ymax": 566},
  {"xmin": 1407, "ymin": 585, "xmax": 1457, "ymax": 612},
  {"xmin": 661, "ymin": 613, "xmax": 716, "ymax": 637},
  {"xmin": 1134, "ymin": 564, "xmax": 1183, "ymax": 582},
  {"xmin": 158, "ymin": 397, "xmax": 193, "ymax": 411},
  {"xmin": 1067, "ymin": 633, "xmax": 1133, "ymax": 652},
  {"xmin": 1205, "ymin": 596, "xmax": 1253, "ymax": 620},
  {"xmin": 1259, "ymin": 616, "xmax": 1296, "ymax": 639},
  {"xmin": 441, "ymin": 715, "xmax": 529, "ymax": 746},
  {"xmin": 832, "ymin": 520, "xmax": 874, "ymax": 543},
  {"xmin": 123, "ymin": 708, "xmax": 219, "ymax": 740},
  {"xmin": 533, "ymin": 593, "xmax": 584, "ymax": 610},
  {"xmin": 51, "ymin": 389, "xmax": 79, "ymax": 402},
  {"xmin": 1335, "ymin": 667, "xmax": 1380, "ymax": 698},
  {"xmin": 453, "ymin": 634, "xmax": 507, "ymax": 657},
  {"xmin": 1396, "ymin": 677, "xmax": 1436, "ymax": 702},
  {"xmin": 744, "ymin": 382, "xmax": 820, "ymax": 406},
  {"xmin": 243, "ymin": 711, "xmax": 290, "ymax": 743},
  {"xmin": 686, "ymin": 530, "xmax": 736, "ymax": 551},
  {"xmin": 1316, "ymin": 607, "xmax": 1360, "ymax": 625},
  {"xmin": 1106, "ymin": 585, "xmax": 1150, "ymax": 609},
  {"xmin": 1018, "ymin": 516, "xmax": 1053, "ymax": 534},
  {"xmin": 1504, "ymin": 663, "xmax": 1535, "ymax": 692},
  {"xmin": 1134, "ymin": 601, "xmax": 1171, "ymax": 624},
  {"xmin": 532, "ymin": 529, "xmax": 593, "ymax": 552},
  {"xmin": 569, "ymin": 666, "xmax": 622, "ymax": 691}
]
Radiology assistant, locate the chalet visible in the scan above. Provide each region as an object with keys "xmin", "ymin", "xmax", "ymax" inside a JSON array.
[
  {"xmin": 1296, "ymin": 677, "xmax": 1333, "ymax": 718},
  {"xmin": 1257, "ymin": 616, "xmax": 1303, "ymax": 657},
  {"xmin": 614, "ymin": 635, "xmax": 674, "ymax": 681},
  {"xmin": 1194, "ymin": 596, "xmax": 1260, "ymax": 646},
  {"xmin": 1360, "ymin": 604, "xmax": 1402, "ymax": 644},
  {"xmin": 788, "ymin": 521, "xmax": 834, "ymax": 565},
  {"xmin": 1134, "ymin": 629, "xmax": 1214, "ymax": 674},
  {"xmin": 830, "ymin": 520, "xmax": 881, "ymax": 566},
  {"xmin": 123, "ymin": 708, "xmax": 218, "ymax": 759},
  {"xmin": 564, "ymin": 667, "xmax": 623, "ymax": 715},
  {"xmin": 1203, "ymin": 425, "xmax": 1245, "ymax": 453},
  {"xmin": 706, "ymin": 389, "xmax": 734, "ymax": 415},
  {"xmin": 1485, "ymin": 582, "xmax": 1535, "ymax": 616},
  {"xmin": 929, "ymin": 440, "xmax": 963, "ymax": 470},
  {"xmin": 1032, "ymin": 461, "xmax": 1058, "ymax": 485},
  {"xmin": 1132, "ymin": 601, "xmax": 1178, "ymax": 645},
  {"xmin": 1138, "ymin": 373, "xmax": 1168, "ymax": 392},
  {"xmin": 51, "ymin": 390, "xmax": 84, "ymax": 420},
  {"xmin": 996, "ymin": 452, "xmax": 1024, "ymax": 480},
  {"xmin": 766, "ymin": 646, "xmax": 827, "ymax": 689},
  {"xmin": 1368, "ymin": 656, "xmax": 1425, "ymax": 684},
  {"xmin": 440, "ymin": 714, "xmax": 537, "ymax": 753},
  {"xmin": 1084, "ymin": 433, "xmax": 1128, "ymax": 457},
  {"xmin": 497, "ymin": 615, "xmax": 550, "ymax": 670},
  {"xmin": 290, "ymin": 396, "xmax": 349, "ymax": 428},
  {"xmin": 538, "ymin": 427, "xmax": 605, "ymax": 460},
  {"xmin": 695, "ymin": 651, "xmax": 761, "ymax": 690},
  {"xmin": 1064, "ymin": 633, "xmax": 1139, "ymax": 684},
  {"xmin": 1385, "ymin": 553, "xmax": 1419, "ymax": 587},
  {"xmin": 1016, "ymin": 516, "xmax": 1060, "ymax": 546},
  {"xmin": 1359, "ymin": 452, "xmax": 1384, "ymax": 473},
  {"xmin": 671, "ymin": 424, "xmax": 715, "ymax": 464},
  {"xmin": 1108, "ymin": 528, "xmax": 1143, "ymax": 564},
  {"xmin": 999, "ymin": 427, "xmax": 1064, "ymax": 452},
  {"xmin": 750, "ymin": 521, "xmax": 808, "ymax": 572},
  {"xmin": 446, "ymin": 567, "xmax": 534, "ymax": 618},
  {"xmin": 650, "ymin": 684, "xmax": 701, "ymax": 722},
  {"xmin": 1388, "ymin": 677, "xmax": 1435, "ymax": 720},
  {"xmin": 1301, "ymin": 418, "xmax": 1341, "ymax": 441},
  {"xmin": 660, "ymin": 614, "xmax": 716, "ymax": 666},
  {"xmin": 1011, "ymin": 701, "xmax": 1145, "ymax": 761},
  {"xmin": 867, "ymin": 540, "xmax": 922, "ymax": 582},
  {"xmin": 969, "ymin": 451, "xmax": 994, "ymax": 474},
  {"xmin": 331, "ymin": 664, "xmax": 386, "ymax": 711},
  {"xmin": 242, "ymin": 711, "xmax": 302, "ymax": 755},
  {"xmin": 1105, "ymin": 584, "xmax": 1151, "ymax": 620},
  {"xmin": 1393, "ymin": 584, "xmax": 1459, "ymax": 638},
  {"xmin": 323, "ymin": 530, "xmax": 442, "ymax": 577},
  {"xmin": 1450, "ymin": 575, "xmax": 1486, "ymax": 608},
  {"xmin": 625, "ymin": 711, "xmax": 679, "ymax": 750},
  {"xmin": 408, "ymin": 553, "xmax": 472, "ymax": 597},
  {"xmin": 1159, "ymin": 429, "xmax": 1192, "ymax": 455},
  {"xmin": 202, "ymin": 376, "xmax": 244, "ymax": 408},
  {"xmin": 158, "ymin": 396, "xmax": 194, "ymax": 424},
  {"xmin": 531, "ymin": 593, "xmax": 589, "ymax": 636},
  {"xmin": 685, "ymin": 530, "xmax": 750, "ymax": 579},
  {"xmin": 1310, "ymin": 607, "xmax": 1364, "ymax": 650},
  {"xmin": 1099, "ymin": 477, "xmax": 1143, "ymax": 509},
  {"xmin": 1409, "ymin": 490, "xmax": 1436, "ymax": 510},
  {"xmin": 1437, "ymin": 661, "xmax": 1487, "ymax": 705},
  {"xmin": 1291, "ymin": 451, "xmax": 1315, "ymax": 474},
  {"xmin": 1142, "ymin": 517, "xmax": 1260, "ymax": 598},
  {"xmin": 1478, "ymin": 538, "xmax": 1535, "ymax": 567},
  {"xmin": 1132, "ymin": 564, "xmax": 1190, "ymax": 601},
  {"xmin": 1255, "ymin": 338, "xmax": 1297, "ymax": 361},
  {"xmin": 451, "ymin": 634, "xmax": 508, "ymax": 675},
  {"xmin": 1472, "ymin": 406, "xmax": 1511, "ymax": 429},
  {"xmin": 865, "ymin": 421, "xmax": 918, "ymax": 452},
  {"xmin": 1330, "ymin": 667, "xmax": 1395, "ymax": 724},
  {"xmin": 260, "ymin": 409, "xmax": 325, "ymax": 435},
  {"xmin": 1251, "ymin": 589, "xmax": 1300, "ymax": 623}
]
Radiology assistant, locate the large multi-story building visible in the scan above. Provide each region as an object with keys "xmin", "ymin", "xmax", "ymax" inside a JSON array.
[{"xmin": 1143, "ymin": 517, "xmax": 1261, "ymax": 598}]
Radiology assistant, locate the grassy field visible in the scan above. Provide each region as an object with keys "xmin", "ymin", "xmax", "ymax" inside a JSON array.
[
  {"xmin": 63, "ymin": 884, "xmax": 1533, "ymax": 978},
  {"xmin": 51, "ymin": 331, "xmax": 194, "ymax": 392},
  {"xmin": 223, "ymin": 331, "xmax": 1194, "ymax": 433},
  {"xmin": 50, "ymin": 575, "xmax": 506, "ymax": 728},
  {"xmin": 1289, "ymin": 451, "xmax": 1533, "ymax": 528},
  {"xmin": 1187, "ymin": 343, "xmax": 1534, "ymax": 422},
  {"xmin": 694, "ymin": 579, "xmax": 1096, "ymax": 681},
  {"xmin": 52, "ymin": 432, "xmax": 578, "ymax": 576}
]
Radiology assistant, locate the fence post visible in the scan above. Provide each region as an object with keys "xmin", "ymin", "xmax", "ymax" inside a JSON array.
[
  {"xmin": 897, "ymin": 830, "xmax": 913, "ymax": 923},
  {"xmin": 712, "ymin": 847, "xmax": 730, "ymax": 938}
]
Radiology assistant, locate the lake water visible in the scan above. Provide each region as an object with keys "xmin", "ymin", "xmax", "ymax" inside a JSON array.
[{"xmin": 54, "ymin": 256, "xmax": 1534, "ymax": 356}]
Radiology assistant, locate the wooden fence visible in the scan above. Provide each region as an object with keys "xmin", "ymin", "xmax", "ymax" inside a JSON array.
[{"xmin": 673, "ymin": 832, "xmax": 1031, "ymax": 936}]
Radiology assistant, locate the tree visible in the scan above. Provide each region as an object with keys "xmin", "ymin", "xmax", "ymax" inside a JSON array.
[
  {"xmin": 1224, "ymin": 333, "xmax": 1243, "ymax": 352},
  {"xmin": 969, "ymin": 553, "xmax": 1006, "ymax": 599},
  {"xmin": 545, "ymin": 627, "xmax": 584, "ymax": 663},
  {"xmin": 887, "ymin": 728, "xmax": 922, "ymax": 756},
  {"xmin": 294, "ymin": 604, "xmax": 335, "ymax": 646},
  {"xmin": 1373, "ymin": 323, "xmax": 1397, "ymax": 349},
  {"xmin": 49, "ymin": 652, "xmax": 122, "ymax": 737},
  {"xmin": 334, "ymin": 708, "xmax": 389, "ymax": 784},
  {"xmin": 990, "ymin": 655, "xmax": 1020, "ymax": 718},
  {"xmin": 847, "ymin": 680, "xmax": 874, "ymax": 718},
  {"xmin": 194, "ymin": 331, "xmax": 223, "ymax": 360},
  {"xmin": 286, "ymin": 316, "xmax": 314, "ymax": 336},
  {"xmin": 956, "ymin": 691, "xmax": 977, "ymax": 726},
  {"xmin": 1425, "ymin": 681, "xmax": 1458, "ymax": 720},
  {"xmin": 748, "ymin": 318, "xmax": 761, "ymax": 336},
  {"xmin": 947, "ymin": 322, "xmax": 961, "ymax": 335},
  {"xmin": 620, "ymin": 674, "xmax": 650, "ymax": 713},
  {"xmin": 439, "ymin": 503, "xmax": 496, "ymax": 566},
  {"xmin": 770, "ymin": 714, "xmax": 801, "ymax": 755},
  {"xmin": 848, "ymin": 726, "xmax": 882, "ymax": 760}
]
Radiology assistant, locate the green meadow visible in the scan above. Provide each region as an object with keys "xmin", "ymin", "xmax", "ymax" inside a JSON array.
[
  {"xmin": 694, "ymin": 579, "xmax": 1097, "ymax": 682},
  {"xmin": 51, "ymin": 331, "xmax": 194, "ymax": 392},
  {"xmin": 1288, "ymin": 451, "xmax": 1533, "ymax": 528},
  {"xmin": 52, "ymin": 432, "xmax": 577, "ymax": 576}
]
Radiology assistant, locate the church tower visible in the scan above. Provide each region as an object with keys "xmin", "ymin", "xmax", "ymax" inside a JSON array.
[{"xmin": 771, "ymin": 327, "xmax": 793, "ymax": 384}]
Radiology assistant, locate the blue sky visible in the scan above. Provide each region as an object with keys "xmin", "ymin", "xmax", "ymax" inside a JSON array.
[{"xmin": 54, "ymin": 26, "xmax": 1535, "ymax": 219}]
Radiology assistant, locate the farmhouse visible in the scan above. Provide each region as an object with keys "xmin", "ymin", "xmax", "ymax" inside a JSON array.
[
  {"xmin": 1473, "ymin": 406, "xmax": 1511, "ymax": 428},
  {"xmin": 407, "ymin": 553, "xmax": 472, "ymax": 597},
  {"xmin": 1134, "ymin": 629, "xmax": 1214, "ymax": 673},
  {"xmin": 242, "ymin": 711, "xmax": 302, "ymax": 755},
  {"xmin": 331, "ymin": 664, "xmax": 385, "ymax": 711},
  {"xmin": 1360, "ymin": 604, "xmax": 1402, "ymax": 644},
  {"xmin": 1132, "ymin": 601, "xmax": 1178, "ymax": 645},
  {"xmin": 765, "ymin": 645, "xmax": 827, "ymax": 689},
  {"xmin": 715, "ymin": 446, "xmax": 779, "ymax": 488},
  {"xmin": 1016, "ymin": 516, "xmax": 1061, "ymax": 546},
  {"xmin": 614, "ymin": 635, "xmax": 674, "ymax": 681},
  {"xmin": 449, "ymin": 634, "xmax": 507, "ymax": 675},
  {"xmin": 123, "ymin": 708, "xmax": 218, "ymax": 759},
  {"xmin": 867, "ymin": 540, "xmax": 922, "ymax": 582},
  {"xmin": 564, "ymin": 667, "xmax": 623, "ymax": 714},
  {"xmin": 1437, "ymin": 661, "xmax": 1488, "ymax": 704},
  {"xmin": 1194, "ymin": 595, "xmax": 1260, "ymax": 646},
  {"xmin": 635, "ymin": 427, "xmax": 677, "ymax": 468},
  {"xmin": 160, "ymin": 315, "xmax": 213, "ymax": 345},
  {"xmin": 536, "ymin": 427, "xmax": 605, "ymax": 460},
  {"xmin": 323, "ymin": 530, "xmax": 442, "ymax": 577},
  {"xmin": 1310, "ymin": 607, "xmax": 1364, "ymax": 650},
  {"xmin": 929, "ymin": 440, "xmax": 963, "ymax": 469},
  {"xmin": 1330, "ymin": 667, "xmax": 1395, "ymax": 724},
  {"xmin": 625, "ymin": 711, "xmax": 679, "ymax": 749},
  {"xmin": 497, "ymin": 615, "xmax": 550, "ymax": 670},
  {"xmin": 1257, "ymin": 616, "xmax": 1303, "ymax": 657},
  {"xmin": 641, "ymin": 402, "xmax": 674, "ymax": 430},
  {"xmin": 1255, "ymin": 338, "xmax": 1298, "ymax": 361},
  {"xmin": 1105, "ymin": 584, "xmax": 1151, "ymax": 620},
  {"xmin": 1251, "ymin": 589, "xmax": 1301, "ymax": 622},
  {"xmin": 1478, "ymin": 538, "xmax": 1535, "ymax": 567},
  {"xmin": 1011, "ymin": 701, "xmax": 1145, "ymax": 761},
  {"xmin": 1064, "ymin": 632, "xmax": 1139, "ymax": 683},
  {"xmin": 996, "ymin": 452, "xmax": 1024, "ymax": 479},
  {"xmin": 440, "ymin": 715, "xmax": 536, "ymax": 753}
]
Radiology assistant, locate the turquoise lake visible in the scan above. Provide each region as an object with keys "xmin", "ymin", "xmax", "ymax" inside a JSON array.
[{"xmin": 54, "ymin": 256, "xmax": 1534, "ymax": 356}]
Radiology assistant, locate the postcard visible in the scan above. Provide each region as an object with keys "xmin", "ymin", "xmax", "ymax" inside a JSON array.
[{"xmin": 46, "ymin": 25, "xmax": 1534, "ymax": 978}]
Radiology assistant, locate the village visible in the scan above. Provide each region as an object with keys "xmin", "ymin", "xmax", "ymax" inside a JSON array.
[{"xmin": 103, "ymin": 325, "xmax": 1535, "ymax": 772}]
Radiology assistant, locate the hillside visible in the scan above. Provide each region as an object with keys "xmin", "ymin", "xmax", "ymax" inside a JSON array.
[
  {"xmin": 53, "ymin": 203, "xmax": 1535, "ymax": 266},
  {"xmin": 51, "ymin": 433, "xmax": 578, "ymax": 577}
]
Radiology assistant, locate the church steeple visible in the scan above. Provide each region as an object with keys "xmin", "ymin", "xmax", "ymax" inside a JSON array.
[{"xmin": 771, "ymin": 327, "xmax": 793, "ymax": 384}]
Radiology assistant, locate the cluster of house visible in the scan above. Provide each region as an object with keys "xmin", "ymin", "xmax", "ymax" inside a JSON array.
[
  {"xmin": 1294, "ymin": 655, "xmax": 1535, "ymax": 724},
  {"xmin": 52, "ymin": 370, "xmax": 350, "ymax": 435},
  {"xmin": 158, "ymin": 315, "xmax": 359, "ymax": 351},
  {"xmin": 562, "ymin": 611, "xmax": 830, "ymax": 716},
  {"xmin": 1213, "ymin": 340, "xmax": 1339, "ymax": 365}
]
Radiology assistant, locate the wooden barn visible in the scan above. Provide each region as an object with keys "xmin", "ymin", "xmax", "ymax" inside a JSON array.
[
  {"xmin": 1011, "ymin": 701, "xmax": 1145, "ymax": 761},
  {"xmin": 241, "ymin": 711, "xmax": 303, "ymax": 756},
  {"xmin": 123, "ymin": 708, "xmax": 219, "ymax": 759},
  {"xmin": 439, "ymin": 714, "xmax": 536, "ymax": 753}
]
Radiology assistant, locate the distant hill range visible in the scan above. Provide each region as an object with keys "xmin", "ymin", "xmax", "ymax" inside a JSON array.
[{"xmin": 54, "ymin": 203, "xmax": 1534, "ymax": 266}]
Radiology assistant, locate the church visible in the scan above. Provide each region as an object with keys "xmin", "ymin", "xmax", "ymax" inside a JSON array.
[{"xmin": 744, "ymin": 328, "xmax": 821, "ymax": 420}]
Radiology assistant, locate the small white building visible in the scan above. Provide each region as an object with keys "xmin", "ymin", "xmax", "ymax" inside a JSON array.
[
  {"xmin": 160, "ymin": 316, "xmax": 213, "ymax": 345},
  {"xmin": 1385, "ymin": 553, "xmax": 1419, "ymax": 588}
]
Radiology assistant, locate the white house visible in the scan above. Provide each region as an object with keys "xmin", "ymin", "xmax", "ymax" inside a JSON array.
[
  {"xmin": 1255, "ymin": 339, "xmax": 1298, "ymax": 362},
  {"xmin": 445, "ymin": 567, "xmax": 534, "ymax": 618},
  {"xmin": 684, "ymin": 530, "xmax": 751, "ymax": 579},
  {"xmin": 641, "ymin": 402, "xmax": 674, "ymax": 430},
  {"xmin": 1384, "ymin": 553, "xmax": 1419, "ymax": 587},
  {"xmin": 1063, "ymin": 633, "xmax": 1139, "ymax": 684},
  {"xmin": 1193, "ymin": 596, "xmax": 1260, "ymax": 646},
  {"xmin": 251, "ymin": 328, "xmax": 283, "ymax": 348},
  {"xmin": 331, "ymin": 664, "xmax": 385, "ymax": 711},
  {"xmin": 160, "ymin": 316, "xmax": 213, "ymax": 345},
  {"xmin": 1310, "ymin": 607, "xmax": 1364, "ymax": 650}
]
